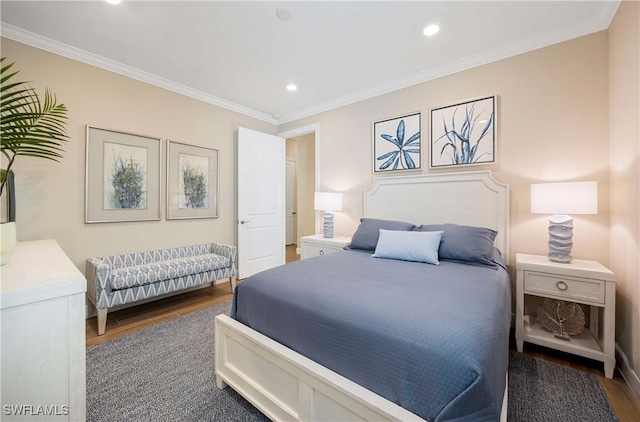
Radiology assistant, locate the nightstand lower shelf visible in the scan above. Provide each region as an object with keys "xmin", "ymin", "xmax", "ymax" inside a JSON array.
[{"xmin": 518, "ymin": 316, "xmax": 605, "ymax": 362}]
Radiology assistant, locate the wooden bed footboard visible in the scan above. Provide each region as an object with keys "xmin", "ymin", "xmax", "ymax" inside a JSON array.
[
  {"xmin": 215, "ymin": 314, "xmax": 424, "ymax": 421},
  {"xmin": 215, "ymin": 315, "xmax": 509, "ymax": 421}
]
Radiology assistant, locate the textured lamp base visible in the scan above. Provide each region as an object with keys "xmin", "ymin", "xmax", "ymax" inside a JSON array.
[
  {"xmin": 548, "ymin": 215, "xmax": 573, "ymax": 263},
  {"xmin": 323, "ymin": 211, "xmax": 334, "ymax": 238}
]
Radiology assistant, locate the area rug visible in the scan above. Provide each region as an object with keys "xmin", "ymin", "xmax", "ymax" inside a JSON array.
[{"xmin": 87, "ymin": 301, "xmax": 617, "ymax": 421}]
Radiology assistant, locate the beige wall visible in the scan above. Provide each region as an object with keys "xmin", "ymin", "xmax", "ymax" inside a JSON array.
[
  {"xmin": 279, "ymin": 31, "xmax": 612, "ymax": 269},
  {"xmin": 1, "ymin": 38, "xmax": 276, "ymax": 270},
  {"xmin": 609, "ymin": 0, "xmax": 640, "ymax": 389}
]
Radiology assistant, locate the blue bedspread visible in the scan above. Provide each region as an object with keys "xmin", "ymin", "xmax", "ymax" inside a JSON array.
[{"xmin": 232, "ymin": 250, "xmax": 511, "ymax": 421}]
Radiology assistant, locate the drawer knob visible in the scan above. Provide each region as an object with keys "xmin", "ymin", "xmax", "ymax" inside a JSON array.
[
  {"xmin": 556, "ymin": 281, "xmax": 568, "ymax": 291},
  {"xmin": 319, "ymin": 250, "xmax": 325, "ymax": 255}
]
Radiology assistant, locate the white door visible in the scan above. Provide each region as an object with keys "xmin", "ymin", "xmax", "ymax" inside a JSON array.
[
  {"xmin": 285, "ymin": 159, "xmax": 297, "ymax": 246},
  {"xmin": 237, "ymin": 127, "xmax": 286, "ymax": 279}
]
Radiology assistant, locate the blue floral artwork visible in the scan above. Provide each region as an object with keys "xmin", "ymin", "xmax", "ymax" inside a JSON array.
[
  {"xmin": 430, "ymin": 96, "xmax": 496, "ymax": 168},
  {"xmin": 373, "ymin": 112, "xmax": 421, "ymax": 172}
]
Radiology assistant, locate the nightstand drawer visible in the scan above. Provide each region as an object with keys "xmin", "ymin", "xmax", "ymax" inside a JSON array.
[
  {"xmin": 300, "ymin": 235, "xmax": 351, "ymax": 260},
  {"xmin": 524, "ymin": 272, "xmax": 605, "ymax": 303},
  {"xmin": 302, "ymin": 243, "xmax": 338, "ymax": 258}
]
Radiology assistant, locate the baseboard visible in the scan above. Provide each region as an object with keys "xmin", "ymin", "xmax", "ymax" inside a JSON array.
[
  {"xmin": 84, "ymin": 279, "xmax": 228, "ymax": 320},
  {"xmin": 616, "ymin": 343, "xmax": 640, "ymax": 398},
  {"xmin": 296, "ymin": 247, "xmax": 301, "ymax": 256}
]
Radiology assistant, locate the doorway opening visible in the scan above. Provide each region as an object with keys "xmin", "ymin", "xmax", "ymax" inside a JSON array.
[{"xmin": 278, "ymin": 124, "xmax": 319, "ymax": 256}]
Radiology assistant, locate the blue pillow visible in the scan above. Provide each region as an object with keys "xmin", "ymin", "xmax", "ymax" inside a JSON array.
[
  {"xmin": 346, "ymin": 218, "xmax": 416, "ymax": 252},
  {"xmin": 416, "ymin": 223, "xmax": 497, "ymax": 268},
  {"xmin": 372, "ymin": 229, "xmax": 443, "ymax": 265}
]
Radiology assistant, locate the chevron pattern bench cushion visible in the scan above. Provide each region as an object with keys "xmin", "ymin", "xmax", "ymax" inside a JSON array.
[{"xmin": 109, "ymin": 254, "xmax": 230, "ymax": 290}]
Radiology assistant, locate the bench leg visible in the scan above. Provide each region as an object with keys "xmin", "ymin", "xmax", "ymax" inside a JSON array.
[
  {"xmin": 97, "ymin": 308, "xmax": 108, "ymax": 336},
  {"xmin": 229, "ymin": 276, "xmax": 236, "ymax": 292}
]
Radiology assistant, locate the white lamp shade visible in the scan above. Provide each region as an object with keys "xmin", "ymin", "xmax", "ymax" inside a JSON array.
[
  {"xmin": 530, "ymin": 181, "xmax": 598, "ymax": 215},
  {"xmin": 314, "ymin": 192, "xmax": 343, "ymax": 211}
]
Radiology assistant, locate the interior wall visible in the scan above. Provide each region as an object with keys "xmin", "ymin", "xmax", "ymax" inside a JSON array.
[
  {"xmin": 609, "ymin": 0, "xmax": 640, "ymax": 389},
  {"xmin": 1, "ymin": 38, "xmax": 276, "ymax": 270},
  {"xmin": 279, "ymin": 31, "xmax": 611, "ymax": 268}
]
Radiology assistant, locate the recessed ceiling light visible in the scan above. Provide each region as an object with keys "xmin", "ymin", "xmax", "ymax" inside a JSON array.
[
  {"xmin": 106, "ymin": 0, "xmax": 121, "ymax": 4},
  {"xmin": 423, "ymin": 24, "xmax": 440, "ymax": 37},
  {"xmin": 276, "ymin": 6, "xmax": 293, "ymax": 21},
  {"xmin": 286, "ymin": 84, "xmax": 298, "ymax": 92}
]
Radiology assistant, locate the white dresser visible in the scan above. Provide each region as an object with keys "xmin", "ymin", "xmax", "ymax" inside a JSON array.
[{"xmin": 0, "ymin": 240, "xmax": 86, "ymax": 421}]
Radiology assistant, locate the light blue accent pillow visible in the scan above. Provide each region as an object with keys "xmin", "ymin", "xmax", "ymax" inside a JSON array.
[
  {"xmin": 372, "ymin": 229, "xmax": 443, "ymax": 265},
  {"xmin": 345, "ymin": 218, "xmax": 416, "ymax": 252}
]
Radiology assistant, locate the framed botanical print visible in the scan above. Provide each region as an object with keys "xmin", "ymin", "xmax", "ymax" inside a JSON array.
[
  {"xmin": 166, "ymin": 140, "xmax": 218, "ymax": 220},
  {"xmin": 429, "ymin": 95, "xmax": 497, "ymax": 168},
  {"xmin": 85, "ymin": 126, "xmax": 161, "ymax": 223},
  {"xmin": 373, "ymin": 112, "xmax": 421, "ymax": 172}
]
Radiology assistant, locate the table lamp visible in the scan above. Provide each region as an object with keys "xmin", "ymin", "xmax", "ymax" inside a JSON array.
[
  {"xmin": 530, "ymin": 181, "xmax": 597, "ymax": 263},
  {"xmin": 314, "ymin": 192, "xmax": 343, "ymax": 238}
]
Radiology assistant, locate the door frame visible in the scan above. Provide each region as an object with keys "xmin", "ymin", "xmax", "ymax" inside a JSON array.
[{"xmin": 277, "ymin": 123, "xmax": 321, "ymax": 236}]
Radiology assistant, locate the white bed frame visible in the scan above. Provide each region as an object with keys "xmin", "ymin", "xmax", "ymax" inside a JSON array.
[{"xmin": 216, "ymin": 171, "xmax": 510, "ymax": 421}]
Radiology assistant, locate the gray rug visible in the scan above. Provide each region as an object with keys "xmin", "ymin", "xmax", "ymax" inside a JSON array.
[
  {"xmin": 87, "ymin": 301, "xmax": 617, "ymax": 421},
  {"xmin": 507, "ymin": 351, "xmax": 618, "ymax": 421}
]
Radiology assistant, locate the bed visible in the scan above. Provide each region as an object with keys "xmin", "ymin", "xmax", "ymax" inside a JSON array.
[{"xmin": 215, "ymin": 171, "xmax": 510, "ymax": 421}]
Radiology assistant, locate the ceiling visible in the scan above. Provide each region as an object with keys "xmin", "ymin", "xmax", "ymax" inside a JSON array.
[{"xmin": 0, "ymin": 1, "xmax": 620, "ymax": 124}]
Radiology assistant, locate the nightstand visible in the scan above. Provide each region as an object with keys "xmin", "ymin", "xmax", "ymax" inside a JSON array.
[
  {"xmin": 300, "ymin": 234, "xmax": 351, "ymax": 260},
  {"xmin": 515, "ymin": 253, "xmax": 616, "ymax": 378}
]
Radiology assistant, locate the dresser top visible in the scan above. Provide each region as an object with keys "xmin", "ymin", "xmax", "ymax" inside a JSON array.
[{"xmin": 0, "ymin": 239, "xmax": 86, "ymax": 309}]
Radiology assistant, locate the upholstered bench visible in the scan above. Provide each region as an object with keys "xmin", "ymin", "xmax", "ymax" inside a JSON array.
[{"xmin": 86, "ymin": 243, "xmax": 237, "ymax": 335}]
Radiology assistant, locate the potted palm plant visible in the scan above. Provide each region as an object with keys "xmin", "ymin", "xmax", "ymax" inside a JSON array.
[{"xmin": 1, "ymin": 57, "xmax": 69, "ymax": 265}]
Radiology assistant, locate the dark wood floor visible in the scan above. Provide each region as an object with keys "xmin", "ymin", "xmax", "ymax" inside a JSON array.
[{"xmin": 86, "ymin": 245, "xmax": 640, "ymax": 421}]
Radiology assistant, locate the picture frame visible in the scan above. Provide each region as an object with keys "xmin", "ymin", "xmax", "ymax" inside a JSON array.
[
  {"xmin": 166, "ymin": 140, "xmax": 218, "ymax": 220},
  {"xmin": 85, "ymin": 126, "xmax": 162, "ymax": 223},
  {"xmin": 372, "ymin": 112, "xmax": 421, "ymax": 173},
  {"xmin": 429, "ymin": 95, "xmax": 497, "ymax": 168}
]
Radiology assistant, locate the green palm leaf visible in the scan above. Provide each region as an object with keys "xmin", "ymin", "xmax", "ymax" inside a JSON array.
[{"xmin": 0, "ymin": 57, "xmax": 69, "ymax": 198}]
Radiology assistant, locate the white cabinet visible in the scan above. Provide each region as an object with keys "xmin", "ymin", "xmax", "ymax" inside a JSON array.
[
  {"xmin": 515, "ymin": 253, "xmax": 616, "ymax": 378},
  {"xmin": 1, "ymin": 240, "xmax": 86, "ymax": 420},
  {"xmin": 300, "ymin": 235, "xmax": 351, "ymax": 260}
]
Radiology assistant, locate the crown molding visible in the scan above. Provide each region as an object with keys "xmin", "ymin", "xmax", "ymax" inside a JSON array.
[
  {"xmin": 2, "ymin": 0, "xmax": 619, "ymax": 127},
  {"xmin": 277, "ymin": 0, "xmax": 620, "ymax": 124},
  {"xmin": 0, "ymin": 24, "xmax": 278, "ymax": 125}
]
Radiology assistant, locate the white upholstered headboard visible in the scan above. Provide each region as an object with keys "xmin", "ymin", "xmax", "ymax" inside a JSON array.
[{"xmin": 363, "ymin": 171, "xmax": 510, "ymax": 264}]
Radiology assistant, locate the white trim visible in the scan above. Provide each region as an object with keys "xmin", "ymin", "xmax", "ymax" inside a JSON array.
[
  {"xmin": 0, "ymin": 24, "xmax": 277, "ymax": 125},
  {"xmin": 616, "ymin": 343, "xmax": 640, "ymax": 398},
  {"xmin": 277, "ymin": 124, "xmax": 321, "ymax": 234}
]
